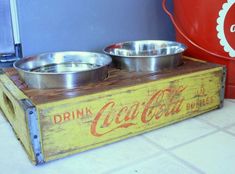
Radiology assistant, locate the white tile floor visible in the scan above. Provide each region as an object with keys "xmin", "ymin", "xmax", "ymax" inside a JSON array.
[
  {"xmin": 0, "ymin": 110, "xmax": 6, "ymax": 125},
  {"xmin": 0, "ymin": 100, "xmax": 235, "ymax": 174}
]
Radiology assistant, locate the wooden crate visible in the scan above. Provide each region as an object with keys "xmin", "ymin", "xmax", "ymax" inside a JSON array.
[{"xmin": 0, "ymin": 57, "xmax": 225, "ymax": 165}]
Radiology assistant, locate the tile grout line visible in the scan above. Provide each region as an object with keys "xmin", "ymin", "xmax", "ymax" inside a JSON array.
[
  {"xmin": 167, "ymin": 152, "xmax": 206, "ymax": 174},
  {"xmin": 102, "ymin": 151, "xmax": 165, "ymax": 174},
  {"xmin": 223, "ymin": 130, "xmax": 235, "ymax": 137},
  {"xmin": 226, "ymin": 100, "xmax": 235, "ymax": 103},
  {"xmin": 142, "ymin": 136, "xmax": 206, "ymax": 174},
  {"xmin": 196, "ymin": 117, "xmax": 235, "ymax": 131},
  {"xmin": 222, "ymin": 123, "xmax": 235, "ymax": 130},
  {"xmin": 142, "ymin": 118, "xmax": 220, "ymax": 151},
  {"xmin": 168, "ymin": 130, "xmax": 219, "ymax": 151}
]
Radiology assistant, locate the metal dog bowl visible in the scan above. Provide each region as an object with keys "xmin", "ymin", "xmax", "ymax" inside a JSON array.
[
  {"xmin": 104, "ymin": 40, "xmax": 187, "ymax": 72},
  {"xmin": 13, "ymin": 51, "xmax": 112, "ymax": 89}
]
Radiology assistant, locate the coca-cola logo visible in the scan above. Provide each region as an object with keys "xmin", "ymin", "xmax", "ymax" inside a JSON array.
[
  {"xmin": 90, "ymin": 86, "xmax": 186, "ymax": 137},
  {"xmin": 217, "ymin": 0, "xmax": 235, "ymax": 57},
  {"xmin": 52, "ymin": 86, "xmax": 216, "ymax": 138}
]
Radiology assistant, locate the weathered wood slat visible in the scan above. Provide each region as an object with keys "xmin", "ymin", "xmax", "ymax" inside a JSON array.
[{"xmin": 4, "ymin": 58, "xmax": 219, "ymax": 104}]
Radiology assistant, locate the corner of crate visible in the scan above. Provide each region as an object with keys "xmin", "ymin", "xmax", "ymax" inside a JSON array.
[
  {"xmin": 219, "ymin": 66, "xmax": 227, "ymax": 108},
  {"xmin": 0, "ymin": 70, "xmax": 45, "ymax": 165},
  {"xmin": 19, "ymin": 99, "xmax": 45, "ymax": 165}
]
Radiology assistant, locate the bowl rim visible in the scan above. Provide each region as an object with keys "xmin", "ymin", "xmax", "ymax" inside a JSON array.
[
  {"xmin": 103, "ymin": 40, "xmax": 187, "ymax": 58},
  {"xmin": 13, "ymin": 51, "xmax": 112, "ymax": 75}
]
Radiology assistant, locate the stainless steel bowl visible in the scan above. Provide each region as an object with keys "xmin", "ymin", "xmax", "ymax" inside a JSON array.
[
  {"xmin": 13, "ymin": 51, "xmax": 112, "ymax": 89},
  {"xmin": 104, "ymin": 40, "xmax": 187, "ymax": 72}
]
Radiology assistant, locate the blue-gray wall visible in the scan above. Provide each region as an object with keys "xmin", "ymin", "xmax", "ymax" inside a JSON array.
[{"xmin": 16, "ymin": 0, "xmax": 175, "ymax": 56}]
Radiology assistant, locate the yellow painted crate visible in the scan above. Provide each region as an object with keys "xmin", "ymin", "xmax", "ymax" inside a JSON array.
[{"xmin": 0, "ymin": 57, "xmax": 225, "ymax": 165}]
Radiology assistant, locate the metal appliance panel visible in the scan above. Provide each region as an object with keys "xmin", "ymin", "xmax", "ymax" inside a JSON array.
[{"xmin": 0, "ymin": 0, "xmax": 14, "ymax": 56}]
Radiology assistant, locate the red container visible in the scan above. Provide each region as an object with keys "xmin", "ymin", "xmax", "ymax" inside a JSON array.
[{"xmin": 163, "ymin": 0, "xmax": 235, "ymax": 98}]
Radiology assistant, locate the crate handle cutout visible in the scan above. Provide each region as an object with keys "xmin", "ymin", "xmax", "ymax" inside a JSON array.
[{"xmin": 2, "ymin": 92, "xmax": 15, "ymax": 119}]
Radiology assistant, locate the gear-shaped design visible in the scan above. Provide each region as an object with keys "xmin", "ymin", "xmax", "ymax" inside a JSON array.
[{"xmin": 216, "ymin": 0, "xmax": 235, "ymax": 57}]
